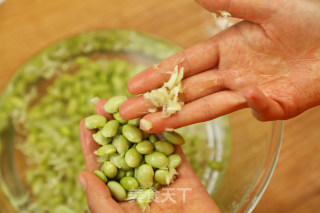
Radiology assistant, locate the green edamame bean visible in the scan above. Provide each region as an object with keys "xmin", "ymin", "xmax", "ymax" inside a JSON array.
[
  {"xmin": 125, "ymin": 169, "xmax": 134, "ymax": 177},
  {"xmin": 155, "ymin": 169, "xmax": 172, "ymax": 185},
  {"xmin": 168, "ymin": 154, "xmax": 182, "ymax": 168},
  {"xmin": 136, "ymin": 188, "xmax": 155, "ymax": 212},
  {"xmin": 107, "ymin": 181, "xmax": 127, "ymax": 201},
  {"xmin": 101, "ymin": 120, "xmax": 119, "ymax": 138},
  {"xmin": 113, "ymin": 112, "xmax": 127, "ymax": 124},
  {"xmin": 134, "ymin": 167, "xmax": 139, "ymax": 178},
  {"xmin": 125, "ymin": 148, "xmax": 142, "ymax": 168},
  {"xmin": 149, "ymin": 134, "xmax": 157, "ymax": 143},
  {"xmin": 161, "ymin": 131, "xmax": 185, "ymax": 145},
  {"xmin": 85, "ymin": 115, "xmax": 106, "ymax": 129},
  {"xmin": 141, "ymin": 130, "xmax": 150, "ymax": 140},
  {"xmin": 127, "ymin": 118, "xmax": 141, "ymax": 126},
  {"xmin": 145, "ymin": 152, "xmax": 169, "ymax": 168},
  {"xmin": 110, "ymin": 155, "xmax": 132, "ymax": 170},
  {"xmin": 93, "ymin": 170, "xmax": 108, "ymax": 182},
  {"xmin": 93, "ymin": 130, "xmax": 112, "ymax": 145},
  {"xmin": 97, "ymin": 156, "xmax": 109, "ymax": 164},
  {"xmin": 154, "ymin": 141, "xmax": 174, "ymax": 156},
  {"xmin": 115, "ymin": 169, "xmax": 126, "ymax": 180},
  {"xmin": 120, "ymin": 177, "xmax": 139, "ymax": 191},
  {"xmin": 102, "ymin": 161, "xmax": 117, "ymax": 178},
  {"xmin": 122, "ymin": 124, "xmax": 142, "ymax": 143},
  {"xmin": 96, "ymin": 144, "xmax": 116, "ymax": 157},
  {"xmin": 104, "ymin": 96, "xmax": 127, "ymax": 113},
  {"xmin": 136, "ymin": 140, "xmax": 154, "ymax": 154},
  {"xmin": 208, "ymin": 160, "xmax": 224, "ymax": 171},
  {"xmin": 135, "ymin": 164, "xmax": 154, "ymax": 188},
  {"xmin": 112, "ymin": 135, "xmax": 130, "ymax": 155}
]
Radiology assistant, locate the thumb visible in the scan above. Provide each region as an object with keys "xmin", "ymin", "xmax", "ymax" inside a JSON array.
[
  {"xmin": 240, "ymin": 86, "xmax": 285, "ymax": 121},
  {"xmin": 78, "ymin": 171, "xmax": 125, "ymax": 213}
]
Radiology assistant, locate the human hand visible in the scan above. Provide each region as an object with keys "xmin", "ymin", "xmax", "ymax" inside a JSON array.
[
  {"xmin": 78, "ymin": 100, "xmax": 220, "ymax": 213},
  {"xmin": 119, "ymin": 0, "xmax": 320, "ymax": 133}
]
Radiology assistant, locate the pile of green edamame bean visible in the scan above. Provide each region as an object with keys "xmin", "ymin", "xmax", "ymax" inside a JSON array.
[{"xmin": 85, "ymin": 96, "xmax": 184, "ymax": 211}]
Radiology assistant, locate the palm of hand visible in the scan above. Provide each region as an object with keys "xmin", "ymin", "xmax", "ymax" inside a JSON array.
[{"xmin": 216, "ymin": 0, "xmax": 320, "ymax": 120}]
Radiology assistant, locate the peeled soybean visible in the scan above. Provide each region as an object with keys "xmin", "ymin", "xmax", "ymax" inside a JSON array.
[
  {"xmin": 115, "ymin": 169, "xmax": 126, "ymax": 180},
  {"xmin": 102, "ymin": 161, "xmax": 117, "ymax": 178},
  {"xmin": 94, "ymin": 170, "xmax": 108, "ymax": 182},
  {"xmin": 110, "ymin": 155, "xmax": 132, "ymax": 171},
  {"xmin": 125, "ymin": 169, "xmax": 134, "ymax": 177},
  {"xmin": 96, "ymin": 144, "xmax": 116, "ymax": 157},
  {"xmin": 122, "ymin": 124, "xmax": 142, "ymax": 143},
  {"xmin": 85, "ymin": 115, "xmax": 106, "ymax": 129},
  {"xmin": 101, "ymin": 120, "xmax": 120, "ymax": 138},
  {"xmin": 154, "ymin": 169, "xmax": 171, "ymax": 185},
  {"xmin": 148, "ymin": 134, "xmax": 157, "ymax": 143},
  {"xmin": 93, "ymin": 130, "xmax": 112, "ymax": 145},
  {"xmin": 154, "ymin": 141, "xmax": 174, "ymax": 156},
  {"xmin": 145, "ymin": 152, "xmax": 169, "ymax": 169},
  {"xmin": 136, "ymin": 140, "xmax": 154, "ymax": 154},
  {"xmin": 112, "ymin": 135, "xmax": 130, "ymax": 155},
  {"xmin": 125, "ymin": 148, "xmax": 142, "ymax": 168},
  {"xmin": 135, "ymin": 164, "xmax": 154, "ymax": 188},
  {"xmin": 161, "ymin": 131, "xmax": 185, "ymax": 145},
  {"xmin": 107, "ymin": 181, "xmax": 127, "ymax": 201},
  {"xmin": 120, "ymin": 177, "xmax": 139, "ymax": 191},
  {"xmin": 113, "ymin": 112, "xmax": 128, "ymax": 124},
  {"xmin": 127, "ymin": 118, "xmax": 141, "ymax": 126},
  {"xmin": 104, "ymin": 96, "xmax": 127, "ymax": 114},
  {"xmin": 168, "ymin": 154, "xmax": 182, "ymax": 168}
]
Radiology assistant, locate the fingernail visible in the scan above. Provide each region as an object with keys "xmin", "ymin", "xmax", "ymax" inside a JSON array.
[
  {"xmin": 140, "ymin": 119, "xmax": 152, "ymax": 131},
  {"xmin": 78, "ymin": 173, "xmax": 87, "ymax": 191}
]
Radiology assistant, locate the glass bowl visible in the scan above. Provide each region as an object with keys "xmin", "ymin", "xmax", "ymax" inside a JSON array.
[{"xmin": 0, "ymin": 1, "xmax": 283, "ymax": 213}]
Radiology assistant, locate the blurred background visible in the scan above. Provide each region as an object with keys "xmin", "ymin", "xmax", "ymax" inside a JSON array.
[{"xmin": 0, "ymin": 0, "xmax": 319, "ymax": 212}]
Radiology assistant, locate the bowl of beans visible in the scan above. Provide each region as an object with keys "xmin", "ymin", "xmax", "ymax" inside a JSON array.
[{"xmin": 0, "ymin": 1, "xmax": 283, "ymax": 213}]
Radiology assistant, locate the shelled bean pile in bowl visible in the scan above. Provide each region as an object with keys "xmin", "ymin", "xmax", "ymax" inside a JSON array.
[{"xmin": 0, "ymin": 30, "xmax": 231, "ymax": 213}]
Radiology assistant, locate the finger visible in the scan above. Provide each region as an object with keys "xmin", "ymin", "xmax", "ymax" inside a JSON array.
[
  {"xmin": 181, "ymin": 69, "xmax": 225, "ymax": 103},
  {"xmin": 195, "ymin": 0, "xmax": 287, "ymax": 23},
  {"xmin": 119, "ymin": 96, "xmax": 148, "ymax": 120},
  {"xmin": 79, "ymin": 119, "xmax": 100, "ymax": 172},
  {"xmin": 120, "ymin": 69, "xmax": 226, "ymax": 120},
  {"xmin": 241, "ymin": 86, "xmax": 285, "ymax": 121},
  {"xmin": 127, "ymin": 36, "xmax": 220, "ymax": 95},
  {"xmin": 95, "ymin": 100, "xmax": 114, "ymax": 120},
  {"xmin": 78, "ymin": 171, "xmax": 125, "ymax": 213},
  {"xmin": 140, "ymin": 91, "xmax": 247, "ymax": 133}
]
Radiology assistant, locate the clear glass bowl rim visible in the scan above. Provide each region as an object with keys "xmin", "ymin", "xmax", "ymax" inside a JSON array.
[{"xmin": 240, "ymin": 120, "xmax": 283, "ymax": 212}]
